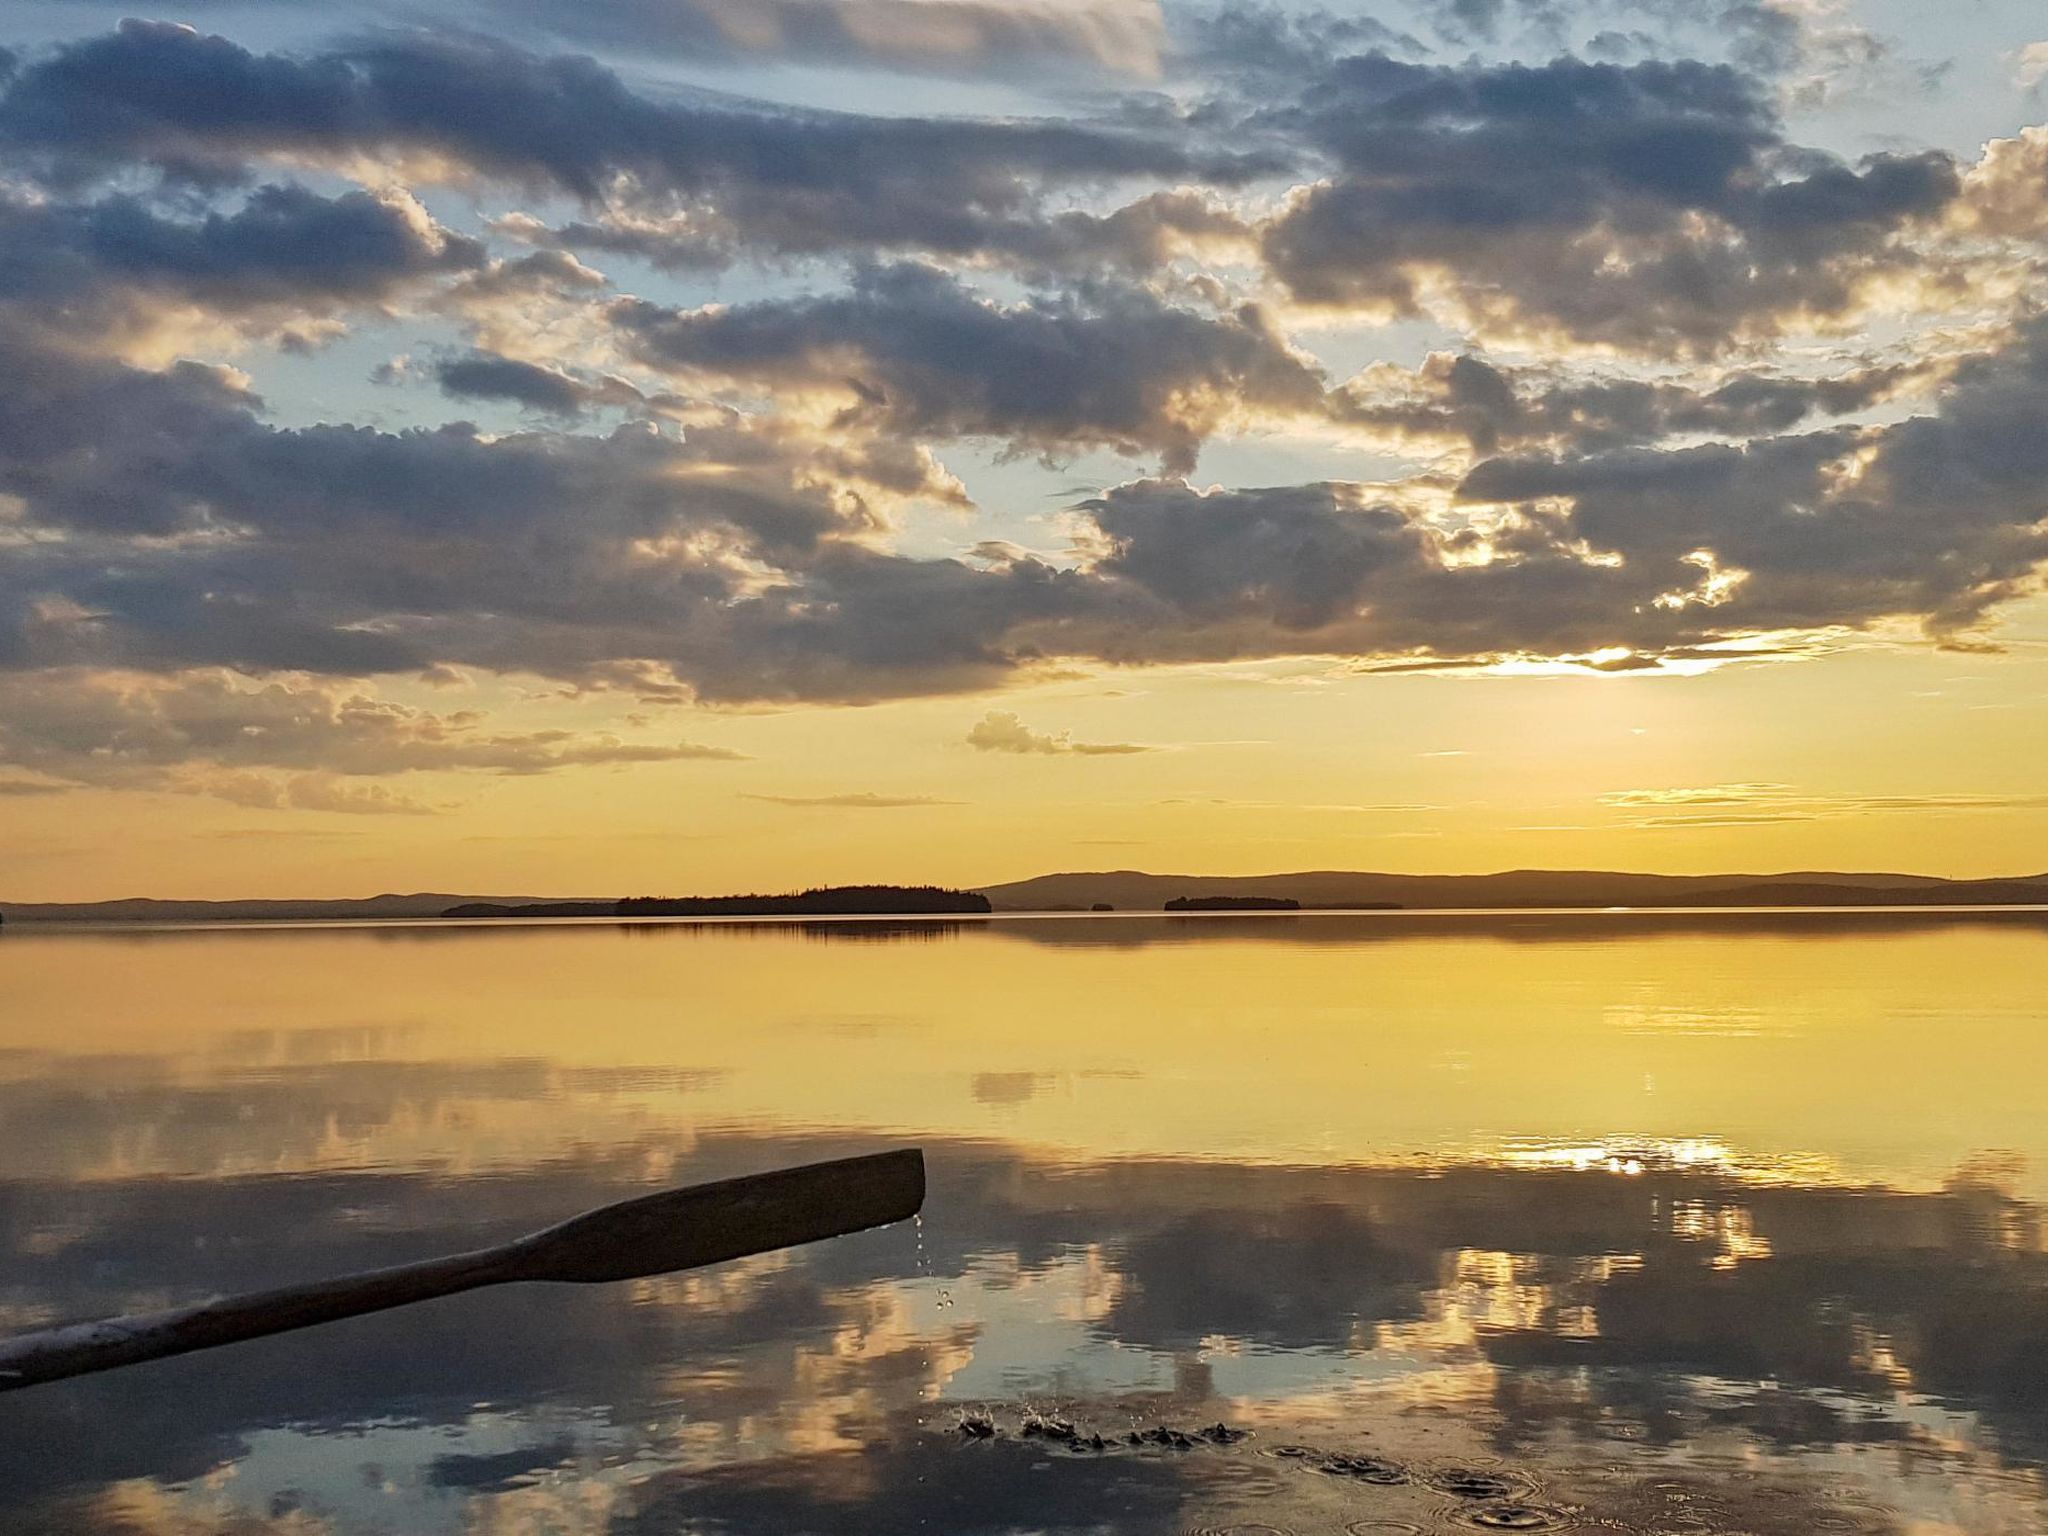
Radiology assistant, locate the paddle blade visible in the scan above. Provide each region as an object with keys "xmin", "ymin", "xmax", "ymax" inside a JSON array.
[{"xmin": 504, "ymin": 1149, "xmax": 926, "ymax": 1284}]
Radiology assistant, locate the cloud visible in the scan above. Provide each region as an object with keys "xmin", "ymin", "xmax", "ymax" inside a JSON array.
[
  {"xmin": 1256, "ymin": 52, "xmax": 1961, "ymax": 353},
  {"xmin": 0, "ymin": 669, "xmax": 745, "ymax": 810},
  {"xmin": 742, "ymin": 791, "xmax": 964, "ymax": 807},
  {"xmin": 1602, "ymin": 782, "xmax": 2048, "ymax": 827},
  {"xmin": 1413, "ymin": 0, "xmax": 1937, "ymax": 112},
  {"xmin": 0, "ymin": 23, "xmax": 1272, "ymax": 271},
  {"xmin": 1456, "ymin": 312, "xmax": 2048, "ymax": 645},
  {"xmin": 433, "ymin": 351, "xmax": 646, "ymax": 417},
  {"xmin": 966, "ymin": 710, "xmax": 1154, "ymax": 755},
  {"xmin": 206, "ymin": 771, "xmax": 446, "ymax": 815},
  {"xmin": 0, "ymin": 320, "xmax": 976, "ymax": 686},
  {"xmin": 1331, "ymin": 349, "xmax": 1931, "ymax": 457},
  {"xmin": 0, "ymin": 2, "xmax": 2040, "ymax": 776},
  {"xmin": 5, "ymin": 306, "xmax": 2046, "ymax": 706},
  {"xmin": 1076, "ymin": 479, "xmax": 1430, "ymax": 634},
  {"xmin": 0, "ymin": 181, "xmax": 483, "ymax": 357},
  {"xmin": 2017, "ymin": 43, "xmax": 2048, "ymax": 93},
  {"xmin": 0, "ymin": 777, "xmax": 65, "ymax": 796},
  {"xmin": 509, "ymin": 185, "xmax": 1255, "ymax": 282},
  {"xmin": 1170, "ymin": 5, "xmax": 1427, "ymax": 80},
  {"xmin": 476, "ymin": 0, "xmax": 1168, "ymax": 78},
  {"xmin": 610, "ymin": 262, "xmax": 1324, "ymax": 473}
]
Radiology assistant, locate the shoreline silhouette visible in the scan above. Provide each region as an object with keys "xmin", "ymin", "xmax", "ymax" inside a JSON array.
[{"xmin": 5, "ymin": 866, "xmax": 2048, "ymax": 925}]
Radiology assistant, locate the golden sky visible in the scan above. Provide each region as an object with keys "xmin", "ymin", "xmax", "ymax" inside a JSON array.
[
  {"xmin": 2, "ymin": 2, "xmax": 2047, "ymax": 898},
  {"xmin": 7, "ymin": 612, "xmax": 2044, "ymax": 899}
]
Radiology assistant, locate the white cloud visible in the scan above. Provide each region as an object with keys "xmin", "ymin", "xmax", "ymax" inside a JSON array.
[{"xmin": 2014, "ymin": 42, "xmax": 2048, "ymax": 91}]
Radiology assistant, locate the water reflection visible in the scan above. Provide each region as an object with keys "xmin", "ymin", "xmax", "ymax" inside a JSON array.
[
  {"xmin": 5, "ymin": 1130, "xmax": 2048, "ymax": 1532},
  {"xmin": 2, "ymin": 919, "xmax": 2047, "ymax": 1533}
]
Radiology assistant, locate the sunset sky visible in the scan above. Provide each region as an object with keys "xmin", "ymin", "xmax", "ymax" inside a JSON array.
[{"xmin": 2, "ymin": 0, "xmax": 2045, "ymax": 899}]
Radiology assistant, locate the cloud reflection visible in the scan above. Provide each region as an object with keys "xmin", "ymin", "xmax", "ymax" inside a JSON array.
[{"xmin": 3, "ymin": 1120, "xmax": 2048, "ymax": 1532}]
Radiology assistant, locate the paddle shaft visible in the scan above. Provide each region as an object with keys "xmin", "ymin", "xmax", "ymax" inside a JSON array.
[
  {"xmin": 0, "ymin": 1148, "xmax": 924, "ymax": 1392},
  {"xmin": 0, "ymin": 1245, "xmax": 510, "ymax": 1391}
]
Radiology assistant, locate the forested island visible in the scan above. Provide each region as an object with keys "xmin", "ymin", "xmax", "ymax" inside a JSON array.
[{"xmin": 445, "ymin": 886, "xmax": 991, "ymax": 919}]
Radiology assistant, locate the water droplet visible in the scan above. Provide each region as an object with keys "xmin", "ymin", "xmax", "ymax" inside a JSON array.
[
  {"xmin": 1464, "ymin": 1505, "xmax": 1571, "ymax": 1532},
  {"xmin": 1429, "ymin": 1469, "xmax": 1524, "ymax": 1500}
]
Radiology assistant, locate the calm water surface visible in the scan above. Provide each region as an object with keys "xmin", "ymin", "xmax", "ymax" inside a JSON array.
[{"xmin": 3, "ymin": 912, "xmax": 2047, "ymax": 1534}]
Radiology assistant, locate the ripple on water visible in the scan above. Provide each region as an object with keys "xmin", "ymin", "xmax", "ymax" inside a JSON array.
[
  {"xmin": 1809, "ymin": 1501, "xmax": 1897, "ymax": 1533},
  {"xmin": 1344, "ymin": 1523, "xmax": 1425, "ymax": 1536},
  {"xmin": 1262, "ymin": 1445, "xmax": 1323, "ymax": 1462},
  {"xmin": 1460, "ymin": 1504, "xmax": 1575, "ymax": 1532},
  {"xmin": 1426, "ymin": 1467, "xmax": 1531, "ymax": 1501},
  {"xmin": 1187, "ymin": 1525, "xmax": 1296, "ymax": 1536},
  {"xmin": 1255, "ymin": 1444, "xmax": 1409, "ymax": 1484},
  {"xmin": 1320, "ymin": 1454, "xmax": 1410, "ymax": 1486}
]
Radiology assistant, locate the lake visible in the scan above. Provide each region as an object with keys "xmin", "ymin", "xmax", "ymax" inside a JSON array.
[{"xmin": 4, "ymin": 911, "xmax": 2047, "ymax": 1534}]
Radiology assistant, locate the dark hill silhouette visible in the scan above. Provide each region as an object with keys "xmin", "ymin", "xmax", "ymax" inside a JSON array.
[
  {"xmin": 0, "ymin": 893, "xmax": 583, "ymax": 924},
  {"xmin": 974, "ymin": 868, "xmax": 2048, "ymax": 912},
  {"xmin": 6, "ymin": 870, "xmax": 2046, "ymax": 923}
]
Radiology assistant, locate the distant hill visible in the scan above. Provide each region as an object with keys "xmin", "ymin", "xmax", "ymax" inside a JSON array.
[
  {"xmin": 1, "ymin": 886, "xmax": 991, "ymax": 924},
  {"xmin": 0, "ymin": 893, "xmax": 580, "ymax": 924},
  {"xmin": 7, "ymin": 869, "xmax": 2046, "ymax": 924},
  {"xmin": 974, "ymin": 868, "xmax": 2048, "ymax": 912},
  {"xmin": 443, "ymin": 902, "xmax": 621, "ymax": 919}
]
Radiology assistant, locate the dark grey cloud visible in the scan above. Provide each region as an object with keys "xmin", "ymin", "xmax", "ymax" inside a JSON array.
[
  {"xmin": 1080, "ymin": 479, "xmax": 1427, "ymax": 631},
  {"xmin": 1049, "ymin": 477, "xmax": 1656, "ymax": 668},
  {"xmin": 1257, "ymin": 52, "xmax": 1960, "ymax": 352},
  {"xmin": 0, "ymin": 313, "xmax": 886, "ymax": 547},
  {"xmin": 0, "ymin": 180, "xmax": 482, "ymax": 349},
  {"xmin": 0, "ymin": 18, "xmax": 1968, "ymax": 330},
  {"xmin": 1332, "ymin": 350, "xmax": 1929, "ymax": 456},
  {"xmin": 0, "ymin": 318, "xmax": 1001, "ymax": 695},
  {"xmin": 508, "ymin": 184, "xmax": 1253, "ymax": 281},
  {"xmin": 1425, "ymin": 0, "xmax": 1516, "ymax": 44},
  {"xmin": 433, "ymin": 349, "xmax": 649, "ymax": 417},
  {"xmin": 0, "ymin": 306, "xmax": 1079, "ymax": 698},
  {"xmin": 0, "ymin": 22, "xmax": 1276, "ymax": 270},
  {"xmin": 0, "ymin": 12, "xmax": 2036, "ymax": 719},
  {"xmin": 1402, "ymin": 0, "xmax": 1936, "ymax": 112},
  {"xmin": 3, "ymin": 309, "xmax": 2045, "ymax": 703},
  {"xmin": 1076, "ymin": 314, "xmax": 2048, "ymax": 659},
  {"xmin": 1170, "ymin": 4, "xmax": 1428, "ymax": 81},
  {"xmin": 436, "ymin": 350, "xmax": 597, "ymax": 414},
  {"xmin": 1457, "ymin": 316, "xmax": 2048, "ymax": 640},
  {"xmin": 612, "ymin": 262, "xmax": 1325, "ymax": 473}
]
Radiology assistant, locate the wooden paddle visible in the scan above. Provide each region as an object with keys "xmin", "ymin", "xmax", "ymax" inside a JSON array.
[{"xmin": 0, "ymin": 1147, "xmax": 924, "ymax": 1393}]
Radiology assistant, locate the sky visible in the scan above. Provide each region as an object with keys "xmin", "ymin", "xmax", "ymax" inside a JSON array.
[{"xmin": 1, "ymin": 0, "xmax": 2045, "ymax": 899}]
